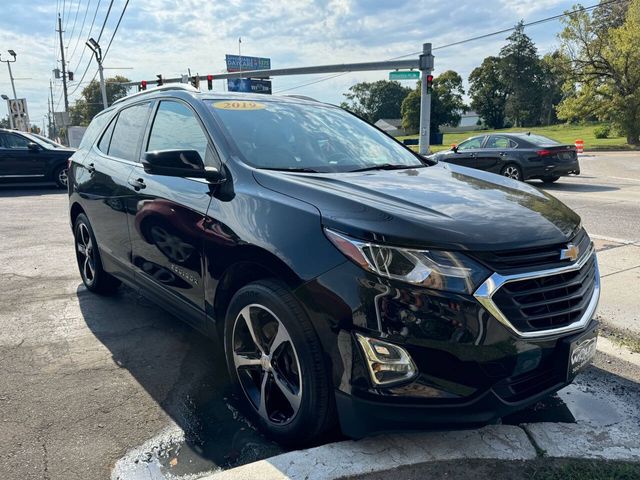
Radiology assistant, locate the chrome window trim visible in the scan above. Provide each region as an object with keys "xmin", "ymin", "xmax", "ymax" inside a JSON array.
[{"xmin": 473, "ymin": 245, "xmax": 600, "ymax": 339}]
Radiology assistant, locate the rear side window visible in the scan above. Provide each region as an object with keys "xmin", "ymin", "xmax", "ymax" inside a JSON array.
[
  {"xmin": 107, "ymin": 103, "xmax": 151, "ymax": 161},
  {"xmin": 97, "ymin": 117, "xmax": 116, "ymax": 153},
  {"xmin": 486, "ymin": 136, "xmax": 517, "ymax": 149},
  {"xmin": 147, "ymin": 101, "xmax": 209, "ymax": 162},
  {"xmin": 79, "ymin": 111, "xmax": 113, "ymax": 150}
]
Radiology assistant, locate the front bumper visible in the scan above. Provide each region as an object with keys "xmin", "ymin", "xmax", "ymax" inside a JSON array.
[{"xmin": 294, "ymin": 259, "xmax": 599, "ymax": 437}]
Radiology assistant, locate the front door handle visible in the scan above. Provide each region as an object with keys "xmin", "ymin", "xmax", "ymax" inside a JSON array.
[
  {"xmin": 499, "ymin": 152, "xmax": 508, "ymax": 157},
  {"xmin": 128, "ymin": 178, "xmax": 146, "ymax": 190}
]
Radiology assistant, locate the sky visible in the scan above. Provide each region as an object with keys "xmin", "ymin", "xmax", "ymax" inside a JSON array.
[{"xmin": 0, "ymin": 0, "xmax": 580, "ymax": 134}]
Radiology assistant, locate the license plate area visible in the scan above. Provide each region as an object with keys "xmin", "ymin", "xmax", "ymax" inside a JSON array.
[{"xmin": 563, "ymin": 326, "xmax": 598, "ymax": 381}]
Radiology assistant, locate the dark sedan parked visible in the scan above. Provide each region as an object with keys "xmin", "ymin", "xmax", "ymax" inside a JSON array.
[
  {"xmin": 429, "ymin": 133, "xmax": 580, "ymax": 183},
  {"xmin": 0, "ymin": 128, "xmax": 74, "ymax": 188}
]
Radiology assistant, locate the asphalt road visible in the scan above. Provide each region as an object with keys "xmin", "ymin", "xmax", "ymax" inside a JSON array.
[{"xmin": 0, "ymin": 151, "xmax": 638, "ymax": 479}]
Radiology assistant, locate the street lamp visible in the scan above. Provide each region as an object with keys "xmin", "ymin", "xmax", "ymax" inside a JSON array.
[
  {"xmin": 86, "ymin": 38, "xmax": 108, "ymax": 109},
  {"xmin": 0, "ymin": 50, "xmax": 23, "ymax": 130}
]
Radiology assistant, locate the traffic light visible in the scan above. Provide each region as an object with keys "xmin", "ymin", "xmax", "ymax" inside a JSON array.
[
  {"xmin": 68, "ymin": 71, "xmax": 74, "ymax": 81},
  {"xmin": 426, "ymin": 74, "xmax": 434, "ymax": 94},
  {"xmin": 140, "ymin": 80, "xmax": 147, "ymax": 91},
  {"xmin": 156, "ymin": 74, "xmax": 163, "ymax": 86},
  {"xmin": 191, "ymin": 75, "xmax": 200, "ymax": 89},
  {"xmin": 207, "ymin": 74, "xmax": 213, "ymax": 91}
]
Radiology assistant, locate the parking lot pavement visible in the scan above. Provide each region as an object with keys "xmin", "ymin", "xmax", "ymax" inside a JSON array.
[
  {"xmin": 0, "ymin": 186, "xmax": 281, "ymax": 480},
  {"xmin": 537, "ymin": 152, "xmax": 640, "ymax": 336},
  {"xmin": 1, "ymin": 153, "xmax": 639, "ymax": 480}
]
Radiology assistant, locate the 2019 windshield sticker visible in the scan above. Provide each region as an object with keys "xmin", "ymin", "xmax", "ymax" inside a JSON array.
[{"xmin": 212, "ymin": 101, "xmax": 266, "ymax": 110}]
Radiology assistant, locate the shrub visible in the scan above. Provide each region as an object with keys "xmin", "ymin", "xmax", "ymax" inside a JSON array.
[{"xmin": 594, "ymin": 125, "xmax": 611, "ymax": 139}]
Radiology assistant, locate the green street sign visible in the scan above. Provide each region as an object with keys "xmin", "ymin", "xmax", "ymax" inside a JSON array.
[{"xmin": 389, "ymin": 70, "xmax": 420, "ymax": 80}]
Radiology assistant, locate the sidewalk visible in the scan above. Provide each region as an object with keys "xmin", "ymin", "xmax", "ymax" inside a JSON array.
[{"xmin": 592, "ymin": 235, "xmax": 640, "ymax": 337}]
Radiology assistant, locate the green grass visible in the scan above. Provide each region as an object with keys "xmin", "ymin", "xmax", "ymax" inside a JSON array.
[
  {"xmin": 528, "ymin": 459, "xmax": 640, "ymax": 480},
  {"xmin": 397, "ymin": 123, "xmax": 632, "ymax": 153}
]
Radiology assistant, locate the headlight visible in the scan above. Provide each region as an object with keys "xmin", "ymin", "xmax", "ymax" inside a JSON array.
[{"xmin": 325, "ymin": 228, "xmax": 489, "ymax": 294}]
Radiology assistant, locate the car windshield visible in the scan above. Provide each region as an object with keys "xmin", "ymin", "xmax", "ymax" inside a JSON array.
[
  {"xmin": 23, "ymin": 132, "xmax": 66, "ymax": 149},
  {"xmin": 521, "ymin": 134, "xmax": 560, "ymax": 146},
  {"xmin": 208, "ymin": 99, "xmax": 424, "ymax": 173}
]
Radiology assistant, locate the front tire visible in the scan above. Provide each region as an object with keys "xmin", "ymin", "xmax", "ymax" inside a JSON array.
[
  {"xmin": 54, "ymin": 164, "xmax": 68, "ymax": 189},
  {"xmin": 74, "ymin": 213, "xmax": 121, "ymax": 294},
  {"xmin": 224, "ymin": 279, "xmax": 335, "ymax": 445},
  {"xmin": 501, "ymin": 163, "xmax": 523, "ymax": 181},
  {"xmin": 541, "ymin": 176, "xmax": 560, "ymax": 184}
]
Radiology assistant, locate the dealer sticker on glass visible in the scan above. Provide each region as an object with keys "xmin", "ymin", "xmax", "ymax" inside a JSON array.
[{"xmin": 212, "ymin": 101, "xmax": 266, "ymax": 110}]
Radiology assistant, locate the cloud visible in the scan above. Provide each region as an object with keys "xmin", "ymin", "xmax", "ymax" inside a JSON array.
[{"xmin": 0, "ymin": 0, "xmax": 574, "ymax": 131}]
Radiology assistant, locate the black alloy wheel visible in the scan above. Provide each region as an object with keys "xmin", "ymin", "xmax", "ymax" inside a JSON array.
[{"xmin": 224, "ymin": 280, "xmax": 335, "ymax": 445}]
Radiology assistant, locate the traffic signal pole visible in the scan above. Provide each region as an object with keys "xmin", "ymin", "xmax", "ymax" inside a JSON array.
[{"xmin": 418, "ymin": 43, "xmax": 434, "ymax": 155}]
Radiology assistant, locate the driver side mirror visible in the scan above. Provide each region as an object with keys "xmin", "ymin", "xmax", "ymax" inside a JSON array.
[
  {"xmin": 451, "ymin": 144, "xmax": 458, "ymax": 153},
  {"xmin": 27, "ymin": 142, "xmax": 40, "ymax": 151},
  {"xmin": 142, "ymin": 150, "xmax": 225, "ymax": 183}
]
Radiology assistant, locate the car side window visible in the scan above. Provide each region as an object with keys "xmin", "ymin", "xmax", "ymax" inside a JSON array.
[
  {"xmin": 457, "ymin": 137, "xmax": 484, "ymax": 151},
  {"xmin": 0, "ymin": 133, "xmax": 30, "ymax": 149},
  {"xmin": 147, "ymin": 101, "xmax": 214, "ymax": 165},
  {"xmin": 97, "ymin": 117, "xmax": 117, "ymax": 154},
  {"xmin": 107, "ymin": 103, "xmax": 151, "ymax": 161},
  {"xmin": 486, "ymin": 136, "xmax": 516, "ymax": 149}
]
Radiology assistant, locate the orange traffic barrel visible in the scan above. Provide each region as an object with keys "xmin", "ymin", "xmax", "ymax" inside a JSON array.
[{"xmin": 575, "ymin": 139, "xmax": 584, "ymax": 153}]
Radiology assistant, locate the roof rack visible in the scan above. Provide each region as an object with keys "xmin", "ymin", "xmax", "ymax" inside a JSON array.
[{"xmin": 113, "ymin": 84, "xmax": 199, "ymax": 105}]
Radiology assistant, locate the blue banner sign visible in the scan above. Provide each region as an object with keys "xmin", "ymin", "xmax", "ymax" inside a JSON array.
[
  {"xmin": 227, "ymin": 78, "xmax": 272, "ymax": 94},
  {"xmin": 225, "ymin": 55, "xmax": 271, "ymax": 72}
]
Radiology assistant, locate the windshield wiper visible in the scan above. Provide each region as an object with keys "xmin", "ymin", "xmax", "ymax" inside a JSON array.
[
  {"xmin": 260, "ymin": 167, "xmax": 321, "ymax": 173},
  {"xmin": 349, "ymin": 163, "xmax": 424, "ymax": 173}
]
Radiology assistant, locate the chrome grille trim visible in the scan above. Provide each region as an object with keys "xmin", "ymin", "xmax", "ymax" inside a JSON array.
[{"xmin": 473, "ymin": 245, "xmax": 600, "ymax": 339}]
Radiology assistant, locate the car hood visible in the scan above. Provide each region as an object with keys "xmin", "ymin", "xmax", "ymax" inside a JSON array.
[{"xmin": 253, "ymin": 163, "xmax": 581, "ymax": 251}]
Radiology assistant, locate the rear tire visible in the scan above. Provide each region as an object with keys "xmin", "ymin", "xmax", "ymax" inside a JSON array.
[
  {"xmin": 541, "ymin": 176, "xmax": 560, "ymax": 184},
  {"xmin": 224, "ymin": 279, "xmax": 335, "ymax": 445},
  {"xmin": 501, "ymin": 163, "xmax": 523, "ymax": 181},
  {"xmin": 74, "ymin": 213, "xmax": 121, "ymax": 294},
  {"xmin": 54, "ymin": 164, "xmax": 68, "ymax": 189}
]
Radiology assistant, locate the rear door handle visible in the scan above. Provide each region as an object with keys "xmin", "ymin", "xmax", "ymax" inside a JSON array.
[
  {"xmin": 499, "ymin": 152, "xmax": 508, "ymax": 157},
  {"xmin": 86, "ymin": 162, "xmax": 96, "ymax": 173},
  {"xmin": 128, "ymin": 178, "xmax": 146, "ymax": 190}
]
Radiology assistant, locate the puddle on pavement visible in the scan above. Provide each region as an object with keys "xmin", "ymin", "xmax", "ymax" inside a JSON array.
[
  {"xmin": 157, "ymin": 377, "xmax": 286, "ymax": 477},
  {"xmin": 502, "ymin": 383, "xmax": 623, "ymax": 426}
]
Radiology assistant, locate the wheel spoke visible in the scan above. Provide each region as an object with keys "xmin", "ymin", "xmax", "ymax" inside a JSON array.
[
  {"xmin": 77, "ymin": 243, "xmax": 87, "ymax": 255},
  {"xmin": 83, "ymin": 256, "xmax": 94, "ymax": 281},
  {"xmin": 270, "ymin": 321, "xmax": 292, "ymax": 354},
  {"xmin": 258, "ymin": 371, "xmax": 269, "ymax": 419},
  {"xmin": 233, "ymin": 351, "xmax": 261, "ymax": 368},
  {"xmin": 272, "ymin": 370, "xmax": 301, "ymax": 412},
  {"xmin": 239, "ymin": 306, "xmax": 265, "ymax": 354}
]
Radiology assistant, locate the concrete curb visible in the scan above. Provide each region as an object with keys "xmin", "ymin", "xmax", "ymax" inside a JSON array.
[
  {"xmin": 200, "ymin": 425, "xmax": 536, "ymax": 480},
  {"xmin": 523, "ymin": 422, "xmax": 640, "ymax": 461}
]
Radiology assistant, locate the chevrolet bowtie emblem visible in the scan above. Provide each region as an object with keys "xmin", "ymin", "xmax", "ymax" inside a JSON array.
[{"xmin": 560, "ymin": 243, "xmax": 580, "ymax": 262}]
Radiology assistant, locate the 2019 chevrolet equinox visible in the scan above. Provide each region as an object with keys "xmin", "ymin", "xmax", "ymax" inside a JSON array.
[{"xmin": 68, "ymin": 85, "xmax": 600, "ymax": 444}]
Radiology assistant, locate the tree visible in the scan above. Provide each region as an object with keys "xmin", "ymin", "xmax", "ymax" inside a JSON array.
[
  {"xmin": 557, "ymin": 0, "xmax": 640, "ymax": 144},
  {"xmin": 401, "ymin": 70, "xmax": 467, "ymax": 132},
  {"xmin": 0, "ymin": 117, "xmax": 9, "ymax": 129},
  {"xmin": 340, "ymin": 80, "xmax": 411, "ymax": 123},
  {"xmin": 468, "ymin": 56, "xmax": 509, "ymax": 129},
  {"xmin": 538, "ymin": 51, "xmax": 572, "ymax": 125},
  {"xmin": 69, "ymin": 75, "xmax": 130, "ymax": 126},
  {"xmin": 500, "ymin": 22, "xmax": 544, "ymax": 127}
]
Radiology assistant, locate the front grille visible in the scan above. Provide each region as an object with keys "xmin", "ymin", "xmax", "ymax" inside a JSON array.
[
  {"xmin": 472, "ymin": 228, "xmax": 591, "ymax": 271},
  {"xmin": 491, "ymin": 254, "xmax": 597, "ymax": 332}
]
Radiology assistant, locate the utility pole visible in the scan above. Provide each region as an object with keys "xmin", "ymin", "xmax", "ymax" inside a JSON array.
[
  {"xmin": 86, "ymin": 38, "xmax": 108, "ymax": 109},
  {"xmin": 418, "ymin": 43, "xmax": 434, "ymax": 155},
  {"xmin": 0, "ymin": 50, "xmax": 21, "ymax": 130},
  {"xmin": 49, "ymin": 80, "xmax": 57, "ymax": 139},
  {"xmin": 57, "ymin": 15, "xmax": 69, "ymax": 113}
]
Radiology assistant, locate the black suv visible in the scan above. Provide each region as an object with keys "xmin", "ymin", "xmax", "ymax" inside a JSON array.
[
  {"xmin": 68, "ymin": 86, "xmax": 600, "ymax": 444},
  {"xmin": 0, "ymin": 128, "xmax": 73, "ymax": 188}
]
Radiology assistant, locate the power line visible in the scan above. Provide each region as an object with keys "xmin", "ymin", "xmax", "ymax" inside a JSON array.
[
  {"xmin": 67, "ymin": 0, "xmax": 92, "ymax": 61},
  {"xmin": 69, "ymin": 0, "xmax": 102, "ymax": 75},
  {"xmin": 67, "ymin": 0, "xmax": 128, "ymax": 100},
  {"xmin": 66, "ymin": 0, "xmax": 83, "ymax": 47},
  {"xmin": 275, "ymin": 0, "xmax": 626, "ymax": 93}
]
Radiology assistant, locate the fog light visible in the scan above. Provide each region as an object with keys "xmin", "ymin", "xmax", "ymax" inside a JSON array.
[{"xmin": 355, "ymin": 333, "xmax": 417, "ymax": 386}]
